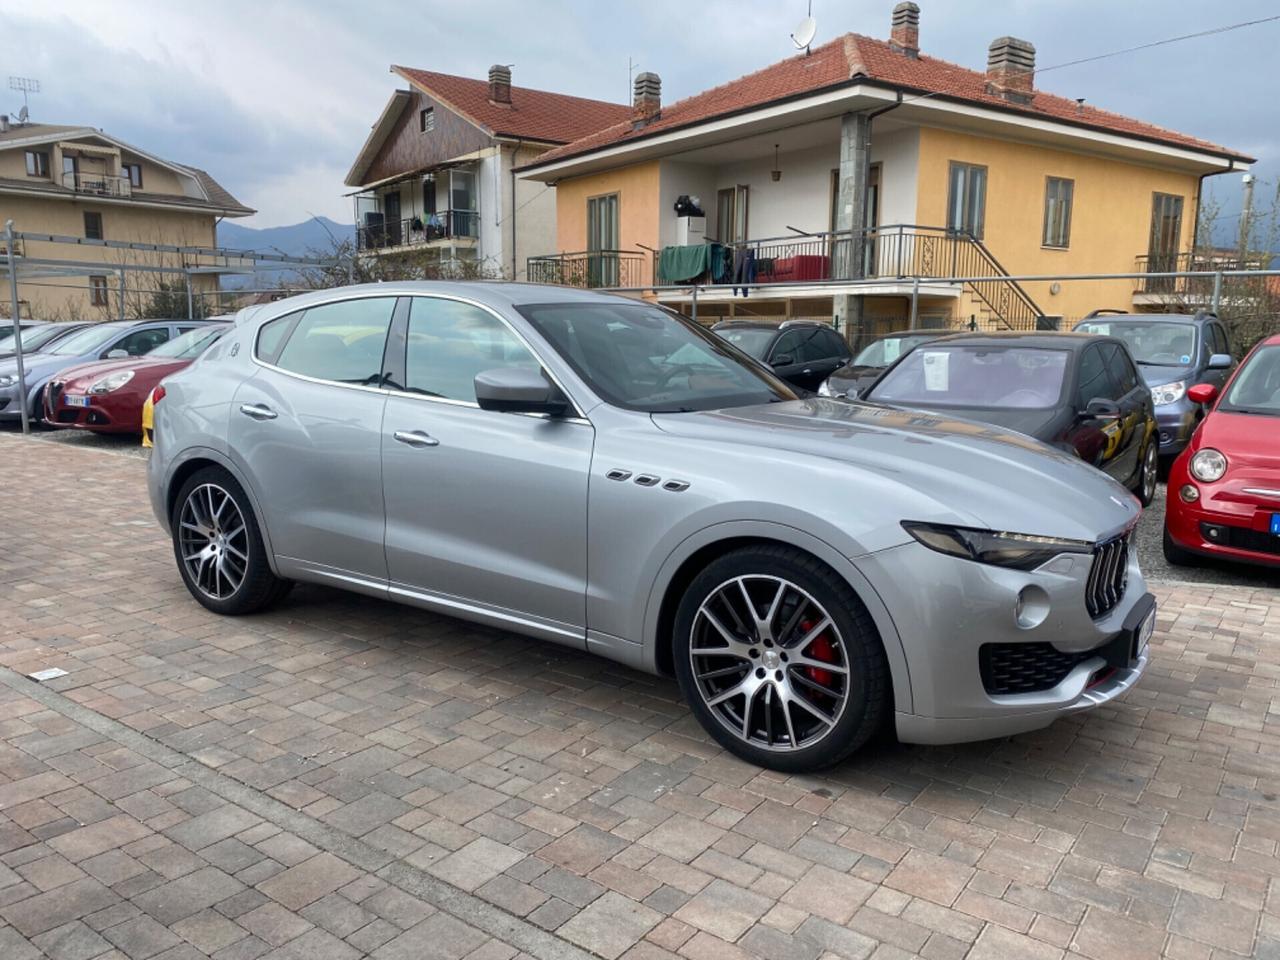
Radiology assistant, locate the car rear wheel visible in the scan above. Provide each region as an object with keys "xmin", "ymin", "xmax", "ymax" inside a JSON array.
[
  {"xmin": 1162, "ymin": 525, "xmax": 1195, "ymax": 567},
  {"xmin": 171, "ymin": 466, "xmax": 291, "ymax": 615},
  {"xmin": 673, "ymin": 545, "xmax": 889, "ymax": 771},
  {"xmin": 1136, "ymin": 440, "xmax": 1158, "ymax": 507}
]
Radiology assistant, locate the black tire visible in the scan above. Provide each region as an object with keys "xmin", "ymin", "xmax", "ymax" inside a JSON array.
[
  {"xmin": 672, "ymin": 544, "xmax": 890, "ymax": 772},
  {"xmin": 170, "ymin": 465, "xmax": 291, "ymax": 615},
  {"xmin": 1135, "ymin": 439, "xmax": 1158, "ymax": 508},
  {"xmin": 1162, "ymin": 526, "xmax": 1196, "ymax": 567}
]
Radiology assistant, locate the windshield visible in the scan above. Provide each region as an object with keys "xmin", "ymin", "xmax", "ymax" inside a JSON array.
[
  {"xmin": 0, "ymin": 324, "xmax": 77, "ymax": 354},
  {"xmin": 49, "ymin": 323, "xmax": 130, "ymax": 356},
  {"xmin": 146, "ymin": 325, "xmax": 228, "ymax": 359},
  {"xmin": 714, "ymin": 327, "xmax": 775, "ymax": 359},
  {"xmin": 852, "ymin": 334, "xmax": 935, "ymax": 368},
  {"xmin": 518, "ymin": 302, "xmax": 796, "ymax": 413},
  {"xmin": 1221, "ymin": 344, "xmax": 1280, "ymax": 415},
  {"xmin": 869, "ymin": 345, "xmax": 1070, "ymax": 409},
  {"xmin": 1076, "ymin": 320, "xmax": 1196, "ymax": 366}
]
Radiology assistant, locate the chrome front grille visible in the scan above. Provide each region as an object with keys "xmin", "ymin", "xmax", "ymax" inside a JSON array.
[{"xmin": 1085, "ymin": 533, "xmax": 1130, "ymax": 619}]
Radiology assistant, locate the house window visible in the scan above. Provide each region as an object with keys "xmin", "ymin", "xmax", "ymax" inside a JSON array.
[
  {"xmin": 946, "ymin": 162, "xmax": 987, "ymax": 239},
  {"xmin": 84, "ymin": 211, "xmax": 103, "ymax": 240},
  {"xmin": 1042, "ymin": 177, "xmax": 1073, "ymax": 248},
  {"xmin": 89, "ymin": 276, "xmax": 109, "ymax": 307},
  {"xmin": 122, "ymin": 163, "xmax": 143, "ymax": 188},
  {"xmin": 717, "ymin": 185, "xmax": 748, "ymax": 244},
  {"xmin": 419, "ymin": 107, "xmax": 435, "ymax": 133},
  {"xmin": 62, "ymin": 154, "xmax": 78, "ymax": 186},
  {"xmin": 24, "ymin": 150, "xmax": 49, "ymax": 178}
]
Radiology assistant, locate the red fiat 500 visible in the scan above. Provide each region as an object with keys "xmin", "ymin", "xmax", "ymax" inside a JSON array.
[
  {"xmin": 44, "ymin": 323, "xmax": 230, "ymax": 434},
  {"xmin": 1164, "ymin": 333, "xmax": 1280, "ymax": 569}
]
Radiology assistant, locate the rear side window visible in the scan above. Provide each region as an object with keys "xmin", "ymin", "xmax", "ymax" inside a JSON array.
[
  {"xmin": 1076, "ymin": 345, "xmax": 1117, "ymax": 407},
  {"xmin": 256, "ymin": 312, "xmax": 300, "ymax": 363},
  {"xmin": 1101, "ymin": 343, "xmax": 1139, "ymax": 394},
  {"xmin": 404, "ymin": 297, "xmax": 539, "ymax": 403},
  {"xmin": 818, "ymin": 328, "xmax": 849, "ymax": 359},
  {"xmin": 272, "ymin": 298, "xmax": 395, "ymax": 385},
  {"xmin": 1211, "ymin": 323, "xmax": 1230, "ymax": 357},
  {"xmin": 770, "ymin": 330, "xmax": 804, "ymax": 362}
]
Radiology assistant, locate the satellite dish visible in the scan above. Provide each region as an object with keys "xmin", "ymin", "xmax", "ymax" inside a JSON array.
[
  {"xmin": 791, "ymin": 15, "xmax": 817, "ymax": 52},
  {"xmin": 17, "ymin": 105, "xmax": 27, "ymax": 123}
]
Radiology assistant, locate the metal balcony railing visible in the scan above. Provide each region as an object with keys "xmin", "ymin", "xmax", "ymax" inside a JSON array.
[
  {"xmin": 357, "ymin": 211, "xmax": 480, "ymax": 252},
  {"xmin": 1135, "ymin": 252, "xmax": 1269, "ymax": 299},
  {"xmin": 62, "ymin": 172, "xmax": 132, "ymax": 198},
  {"xmin": 527, "ymin": 250, "xmax": 652, "ymax": 289}
]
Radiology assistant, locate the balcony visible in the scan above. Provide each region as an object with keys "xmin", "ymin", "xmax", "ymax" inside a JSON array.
[
  {"xmin": 62, "ymin": 172, "xmax": 132, "ymax": 198},
  {"xmin": 1134, "ymin": 251, "xmax": 1269, "ymax": 304},
  {"xmin": 527, "ymin": 250, "xmax": 652, "ymax": 289},
  {"xmin": 356, "ymin": 211, "xmax": 479, "ymax": 253}
]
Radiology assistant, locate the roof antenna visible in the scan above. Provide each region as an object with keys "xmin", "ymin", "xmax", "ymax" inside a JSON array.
[
  {"xmin": 791, "ymin": 0, "xmax": 816, "ymax": 55},
  {"xmin": 8, "ymin": 76, "xmax": 39, "ymax": 123}
]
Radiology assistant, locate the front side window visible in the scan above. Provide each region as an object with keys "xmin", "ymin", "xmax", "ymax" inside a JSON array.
[
  {"xmin": 769, "ymin": 330, "xmax": 805, "ymax": 363},
  {"xmin": 1042, "ymin": 177, "xmax": 1073, "ymax": 248},
  {"xmin": 84, "ymin": 211, "xmax": 103, "ymax": 240},
  {"xmin": 1102, "ymin": 343, "xmax": 1139, "ymax": 394},
  {"xmin": 89, "ymin": 276, "xmax": 109, "ymax": 307},
  {"xmin": 1210, "ymin": 323, "xmax": 1230, "ymax": 357},
  {"xmin": 272, "ymin": 298, "xmax": 395, "ymax": 384},
  {"xmin": 25, "ymin": 150, "xmax": 49, "ymax": 178},
  {"xmin": 518, "ymin": 301, "xmax": 795, "ymax": 413},
  {"xmin": 1075, "ymin": 345, "xmax": 1117, "ymax": 407},
  {"xmin": 404, "ymin": 298, "xmax": 539, "ymax": 403},
  {"xmin": 947, "ymin": 162, "xmax": 987, "ymax": 239},
  {"xmin": 112, "ymin": 327, "xmax": 172, "ymax": 357},
  {"xmin": 870, "ymin": 345, "xmax": 1069, "ymax": 409},
  {"xmin": 1222, "ymin": 345, "xmax": 1280, "ymax": 414}
]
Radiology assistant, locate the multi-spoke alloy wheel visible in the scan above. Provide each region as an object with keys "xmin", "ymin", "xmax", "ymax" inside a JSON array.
[
  {"xmin": 1140, "ymin": 441, "xmax": 1158, "ymax": 507},
  {"xmin": 179, "ymin": 483, "xmax": 249, "ymax": 600},
  {"xmin": 689, "ymin": 575, "xmax": 851, "ymax": 752}
]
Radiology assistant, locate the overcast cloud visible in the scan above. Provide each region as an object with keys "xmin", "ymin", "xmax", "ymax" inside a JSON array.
[{"xmin": 1, "ymin": 0, "xmax": 1276, "ymax": 235}]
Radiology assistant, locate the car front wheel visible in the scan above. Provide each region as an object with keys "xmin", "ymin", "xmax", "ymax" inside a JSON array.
[
  {"xmin": 171, "ymin": 466, "xmax": 291, "ymax": 615},
  {"xmin": 1136, "ymin": 439, "xmax": 1159, "ymax": 507},
  {"xmin": 673, "ymin": 545, "xmax": 889, "ymax": 771}
]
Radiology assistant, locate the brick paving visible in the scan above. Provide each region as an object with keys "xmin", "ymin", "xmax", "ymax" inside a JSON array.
[{"xmin": 1, "ymin": 432, "xmax": 1279, "ymax": 960}]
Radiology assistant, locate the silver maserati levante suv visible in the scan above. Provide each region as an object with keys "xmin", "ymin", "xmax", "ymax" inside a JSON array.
[{"xmin": 149, "ymin": 283, "xmax": 1155, "ymax": 771}]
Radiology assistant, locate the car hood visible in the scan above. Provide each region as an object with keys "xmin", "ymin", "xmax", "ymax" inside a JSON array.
[
  {"xmin": 1199, "ymin": 409, "xmax": 1280, "ymax": 468},
  {"xmin": 0, "ymin": 351, "xmax": 94, "ymax": 381},
  {"xmin": 652, "ymin": 399, "xmax": 1139, "ymax": 542},
  {"xmin": 52, "ymin": 356, "xmax": 180, "ymax": 388},
  {"xmin": 1138, "ymin": 364, "xmax": 1193, "ymax": 388}
]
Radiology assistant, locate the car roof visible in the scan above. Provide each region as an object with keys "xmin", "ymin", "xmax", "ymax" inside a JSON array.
[
  {"xmin": 1078, "ymin": 312, "xmax": 1205, "ymax": 325},
  {"xmin": 925, "ymin": 331, "xmax": 1108, "ymax": 352}
]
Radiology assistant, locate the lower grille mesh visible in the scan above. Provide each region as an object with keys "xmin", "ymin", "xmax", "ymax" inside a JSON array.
[{"xmin": 980, "ymin": 643, "xmax": 1093, "ymax": 695}]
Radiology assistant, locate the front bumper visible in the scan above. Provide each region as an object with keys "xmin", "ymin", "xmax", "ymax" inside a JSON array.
[
  {"xmin": 1165, "ymin": 477, "xmax": 1280, "ymax": 568},
  {"xmin": 43, "ymin": 381, "xmax": 138, "ymax": 433},
  {"xmin": 1154, "ymin": 400, "xmax": 1197, "ymax": 457},
  {"xmin": 858, "ymin": 538, "xmax": 1152, "ymax": 745}
]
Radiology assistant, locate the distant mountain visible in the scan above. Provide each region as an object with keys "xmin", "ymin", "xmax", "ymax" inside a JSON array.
[{"xmin": 218, "ymin": 217, "xmax": 354, "ymax": 257}]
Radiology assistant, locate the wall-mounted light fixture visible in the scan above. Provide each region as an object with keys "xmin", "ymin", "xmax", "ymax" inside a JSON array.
[{"xmin": 771, "ymin": 144, "xmax": 782, "ymax": 182}]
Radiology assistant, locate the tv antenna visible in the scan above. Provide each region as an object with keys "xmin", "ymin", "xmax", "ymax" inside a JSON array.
[
  {"xmin": 8, "ymin": 76, "xmax": 39, "ymax": 122},
  {"xmin": 791, "ymin": 1, "xmax": 816, "ymax": 55}
]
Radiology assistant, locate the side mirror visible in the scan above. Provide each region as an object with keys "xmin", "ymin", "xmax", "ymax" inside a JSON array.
[
  {"xmin": 771, "ymin": 353, "xmax": 794, "ymax": 367},
  {"xmin": 1083, "ymin": 397, "xmax": 1121, "ymax": 420},
  {"xmin": 475, "ymin": 367, "xmax": 569, "ymax": 416},
  {"xmin": 1187, "ymin": 383, "xmax": 1218, "ymax": 405},
  {"xmin": 105, "ymin": 349, "xmax": 128, "ymax": 359},
  {"xmin": 1208, "ymin": 353, "xmax": 1233, "ymax": 370}
]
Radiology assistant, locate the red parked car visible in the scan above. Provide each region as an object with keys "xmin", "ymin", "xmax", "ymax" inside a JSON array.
[
  {"xmin": 44, "ymin": 323, "xmax": 230, "ymax": 434},
  {"xmin": 1164, "ymin": 333, "xmax": 1280, "ymax": 569}
]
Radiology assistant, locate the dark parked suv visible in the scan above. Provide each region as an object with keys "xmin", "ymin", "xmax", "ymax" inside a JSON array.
[
  {"xmin": 1074, "ymin": 310, "xmax": 1235, "ymax": 460},
  {"xmin": 712, "ymin": 320, "xmax": 850, "ymax": 391}
]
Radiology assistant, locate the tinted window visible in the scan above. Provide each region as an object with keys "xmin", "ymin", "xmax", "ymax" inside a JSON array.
[
  {"xmin": 518, "ymin": 301, "xmax": 795, "ymax": 413},
  {"xmin": 770, "ymin": 330, "xmax": 804, "ymax": 363},
  {"xmin": 257, "ymin": 313, "xmax": 299, "ymax": 363},
  {"xmin": 404, "ymin": 298, "xmax": 539, "ymax": 403},
  {"xmin": 1076, "ymin": 345, "xmax": 1117, "ymax": 407},
  {"xmin": 112, "ymin": 328, "xmax": 171, "ymax": 357},
  {"xmin": 795, "ymin": 329, "xmax": 835, "ymax": 363},
  {"xmin": 274, "ymin": 298, "xmax": 394, "ymax": 384},
  {"xmin": 869, "ymin": 346, "xmax": 1069, "ymax": 409},
  {"xmin": 1211, "ymin": 323, "xmax": 1230, "ymax": 356},
  {"xmin": 1102, "ymin": 343, "xmax": 1139, "ymax": 394},
  {"xmin": 820, "ymin": 329, "xmax": 850, "ymax": 359}
]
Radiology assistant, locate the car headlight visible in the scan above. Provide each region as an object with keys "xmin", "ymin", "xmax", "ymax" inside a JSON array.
[
  {"xmin": 89, "ymin": 370, "xmax": 135, "ymax": 394},
  {"xmin": 817, "ymin": 379, "xmax": 834, "ymax": 397},
  {"xmin": 1189, "ymin": 447, "xmax": 1227, "ymax": 482},
  {"xmin": 1150, "ymin": 380, "xmax": 1186, "ymax": 406},
  {"xmin": 902, "ymin": 522, "xmax": 1092, "ymax": 570}
]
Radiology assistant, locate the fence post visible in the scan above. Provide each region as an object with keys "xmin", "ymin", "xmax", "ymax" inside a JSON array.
[
  {"xmin": 5, "ymin": 219, "xmax": 29, "ymax": 435},
  {"xmin": 118, "ymin": 269, "xmax": 126, "ymax": 322},
  {"xmin": 1211, "ymin": 271, "xmax": 1223, "ymax": 314},
  {"xmin": 691, "ymin": 284, "xmax": 699, "ymax": 326},
  {"xmin": 909, "ymin": 276, "xmax": 919, "ymax": 330},
  {"xmin": 185, "ymin": 272, "xmax": 194, "ymax": 320}
]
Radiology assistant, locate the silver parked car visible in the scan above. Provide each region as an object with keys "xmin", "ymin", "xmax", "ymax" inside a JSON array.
[{"xmin": 149, "ymin": 283, "xmax": 1155, "ymax": 771}]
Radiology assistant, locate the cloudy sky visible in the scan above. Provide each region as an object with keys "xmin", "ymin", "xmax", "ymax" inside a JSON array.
[{"xmin": 2, "ymin": 0, "xmax": 1277, "ymax": 236}]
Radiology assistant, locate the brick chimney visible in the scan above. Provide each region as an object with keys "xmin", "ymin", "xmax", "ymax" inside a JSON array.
[
  {"xmin": 488, "ymin": 64, "xmax": 512, "ymax": 105},
  {"xmin": 986, "ymin": 37, "xmax": 1035, "ymax": 103},
  {"xmin": 889, "ymin": 2, "xmax": 920, "ymax": 58},
  {"xmin": 633, "ymin": 72, "xmax": 661, "ymax": 128}
]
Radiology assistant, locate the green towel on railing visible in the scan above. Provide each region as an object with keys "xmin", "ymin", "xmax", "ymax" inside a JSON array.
[{"xmin": 658, "ymin": 244, "xmax": 712, "ymax": 283}]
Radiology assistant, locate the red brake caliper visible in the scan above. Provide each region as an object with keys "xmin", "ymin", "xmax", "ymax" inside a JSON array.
[{"xmin": 800, "ymin": 618, "xmax": 837, "ymax": 688}]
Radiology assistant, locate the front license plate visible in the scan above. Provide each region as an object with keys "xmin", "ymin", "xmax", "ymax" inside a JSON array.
[
  {"xmin": 1271, "ymin": 513, "xmax": 1280, "ymax": 536},
  {"xmin": 1134, "ymin": 606, "xmax": 1156, "ymax": 660},
  {"xmin": 64, "ymin": 395, "xmax": 91, "ymax": 408}
]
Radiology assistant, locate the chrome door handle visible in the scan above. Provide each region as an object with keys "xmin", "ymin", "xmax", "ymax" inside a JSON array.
[
  {"xmin": 239, "ymin": 403, "xmax": 277, "ymax": 421},
  {"xmin": 393, "ymin": 430, "xmax": 439, "ymax": 448}
]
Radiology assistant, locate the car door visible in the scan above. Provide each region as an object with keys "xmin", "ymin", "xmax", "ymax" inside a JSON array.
[
  {"xmin": 1065, "ymin": 344, "xmax": 1122, "ymax": 476},
  {"xmin": 381, "ymin": 295, "xmax": 593, "ymax": 641},
  {"xmin": 228, "ymin": 296, "xmax": 395, "ymax": 583},
  {"xmin": 1100, "ymin": 342, "xmax": 1146, "ymax": 483},
  {"xmin": 768, "ymin": 329, "xmax": 832, "ymax": 390},
  {"xmin": 103, "ymin": 325, "xmax": 172, "ymax": 359}
]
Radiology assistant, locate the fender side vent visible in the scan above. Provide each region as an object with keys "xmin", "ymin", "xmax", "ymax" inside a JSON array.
[{"xmin": 634, "ymin": 474, "xmax": 660, "ymax": 487}]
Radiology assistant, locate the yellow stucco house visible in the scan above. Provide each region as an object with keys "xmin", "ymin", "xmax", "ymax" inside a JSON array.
[
  {"xmin": 0, "ymin": 119, "xmax": 253, "ymax": 320},
  {"xmin": 519, "ymin": 3, "xmax": 1254, "ymax": 336}
]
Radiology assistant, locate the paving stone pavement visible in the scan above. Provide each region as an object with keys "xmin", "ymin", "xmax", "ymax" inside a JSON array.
[{"xmin": 1, "ymin": 432, "xmax": 1279, "ymax": 960}]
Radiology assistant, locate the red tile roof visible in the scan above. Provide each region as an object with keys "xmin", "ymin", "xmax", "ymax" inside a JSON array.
[
  {"xmin": 393, "ymin": 66, "xmax": 632, "ymax": 144},
  {"xmin": 526, "ymin": 33, "xmax": 1252, "ymax": 168}
]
